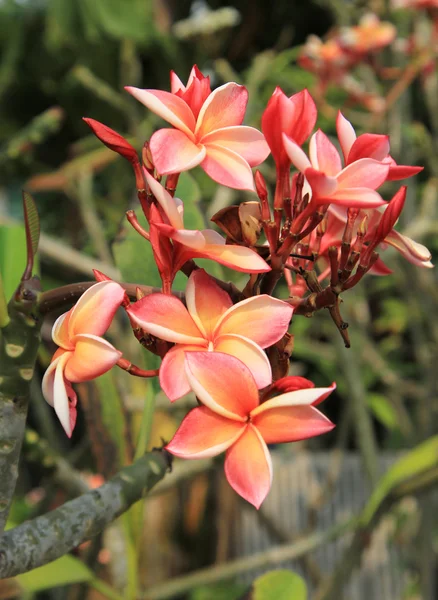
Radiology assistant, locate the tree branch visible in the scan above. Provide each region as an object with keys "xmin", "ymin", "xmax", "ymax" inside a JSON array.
[
  {"xmin": 0, "ymin": 449, "xmax": 171, "ymax": 578},
  {"xmin": 0, "ymin": 277, "xmax": 42, "ymax": 534}
]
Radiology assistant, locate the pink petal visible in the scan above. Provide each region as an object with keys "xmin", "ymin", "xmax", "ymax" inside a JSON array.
[
  {"xmin": 309, "ymin": 130, "xmax": 342, "ymax": 176},
  {"xmin": 126, "ymin": 293, "xmax": 206, "ymax": 345},
  {"xmin": 184, "ymin": 352, "xmax": 259, "ymax": 419},
  {"xmin": 215, "ymin": 295, "xmax": 292, "ymax": 347},
  {"xmin": 386, "ymin": 164, "xmax": 423, "ymax": 181},
  {"xmin": 159, "ymin": 344, "xmax": 203, "ymax": 401},
  {"xmin": 194, "ymin": 241, "xmax": 271, "ymax": 273},
  {"xmin": 65, "ymin": 334, "xmax": 122, "ymax": 382},
  {"xmin": 224, "ymin": 424, "xmax": 272, "ymax": 508},
  {"xmin": 125, "ymin": 87, "xmax": 196, "ymax": 138},
  {"xmin": 195, "ymin": 82, "xmax": 248, "ymax": 138},
  {"xmin": 305, "ymin": 167, "xmax": 338, "ymax": 199},
  {"xmin": 336, "ymin": 111, "xmax": 356, "ymax": 162},
  {"xmin": 385, "ymin": 230, "xmax": 433, "ymax": 267},
  {"xmin": 170, "ymin": 70, "xmax": 185, "ymax": 94},
  {"xmin": 284, "ymin": 89, "xmax": 318, "ymax": 146},
  {"xmin": 261, "ymin": 376, "xmax": 314, "ymax": 401},
  {"xmin": 252, "ymin": 384, "xmax": 336, "ymax": 419},
  {"xmin": 201, "ymin": 144, "xmax": 256, "ymax": 191},
  {"xmin": 68, "ymin": 281, "xmax": 125, "ymax": 338},
  {"xmin": 369, "ymin": 257, "xmax": 393, "ymax": 275},
  {"xmin": 253, "ymin": 405, "xmax": 334, "ymax": 444},
  {"xmin": 144, "ymin": 170, "xmax": 184, "ymax": 229},
  {"xmin": 214, "ymin": 334, "xmax": 272, "ymax": 389},
  {"xmin": 52, "ymin": 311, "xmax": 74, "ymax": 350},
  {"xmin": 186, "ymin": 269, "xmax": 232, "ymax": 339},
  {"xmin": 42, "ymin": 352, "xmax": 76, "ymax": 437},
  {"xmin": 200, "ymin": 126, "xmax": 270, "ymax": 166},
  {"xmin": 166, "ymin": 406, "xmax": 246, "ymax": 459},
  {"xmin": 330, "ymin": 187, "xmax": 387, "ymax": 208},
  {"xmin": 150, "ymin": 129, "xmax": 206, "ymax": 175},
  {"xmin": 155, "ymin": 223, "xmax": 207, "ymax": 249},
  {"xmin": 348, "ymin": 134, "xmax": 390, "ymax": 164},
  {"xmin": 282, "ymin": 134, "xmax": 312, "ymax": 172},
  {"xmin": 337, "ymin": 158, "xmax": 389, "ymax": 190}
]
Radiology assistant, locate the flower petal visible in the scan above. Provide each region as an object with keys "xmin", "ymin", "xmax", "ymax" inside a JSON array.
[
  {"xmin": 126, "ymin": 293, "xmax": 206, "ymax": 345},
  {"xmin": 224, "ymin": 424, "xmax": 272, "ymax": 508},
  {"xmin": 251, "ymin": 384, "xmax": 336, "ymax": 416},
  {"xmin": 193, "ymin": 241, "xmax": 271, "ymax": 273},
  {"xmin": 330, "ymin": 187, "xmax": 387, "ymax": 208},
  {"xmin": 336, "ymin": 158, "xmax": 389, "ymax": 190},
  {"xmin": 150, "ymin": 129, "xmax": 206, "ymax": 175},
  {"xmin": 186, "ymin": 269, "xmax": 233, "ymax": 339},
  {"xmin": 253, "ymin": 405, "xmax": 334, "ymax": 444},
  {"xmin": 159, "ymin": 344, "xmax": 203, "ymax": 401},
  {"xmin": 42, "ymin": 352, "xmax": 76, "ymax": 437},
  {"xmin": 215, "ymin": 295, "xmax": 292, "ymax": 347},
  {"xmin": 195, "ymin": 82, "xmax": 248, "ymax": 138},
  {"xmin": 125, "ymin": 87, "xmax": 196, "ymax": 138},
  {"xmin": 260, "ymin": 375, "xmax": 314, "ymax": 402},
  {"xmin": 68, "ymin": 281, "xmax": 125, "ymax": 338},
  {"xmin": 166, "ymin": 406, "xmax": 246, "ymax": 458},
  {"xmin": 214, "ymin": 334, "xmax": 272, "ymax": 390},
  {"xmin": 201, "ymin": 144, "xmax": 256, "ymax": 191},
  {"xmin": 144, "ymin": 170, "xmax": 185, "ymax": 229},
  {"xmin": 185, "ymin": 352, "xmax": 259, "ymax": 420},
  {"xmin": 283, "ymin": 134, "xmax": 312, "ymax": 172},
  {"xmin": 200, "ymin": 126, "xmax": 270, "ymax": 166},
  {"xmin": 385, "ymin": 230, "xmax": 433, "ymax": 268},
  {"xmin": 304, "ymin": 167, "xmax": 338, "ymax": 199},
  {"xmin": 347, "ymin": 134, "xmax": 390, "ymax": 164},
  {"xmin": 155, "ymin": 223, "xmax": 207, "ymax": 249},
  {"xmin": 309, "ymin": 130, "xmax": 342, "ymax": 176},
  {"xmin": 336, "ymin": 111, "xmax": 356, "ymax": 161},
  {"xmin": 52, "ymin": 311, "xmax": 74, "ymax": 350},
  {"xmin": 386, "ymin": 163, "xmax": 423, "ymax": 181},
  {"xmin": 64, "ymin": 334, "xmax": 122, "ymax": 382}
]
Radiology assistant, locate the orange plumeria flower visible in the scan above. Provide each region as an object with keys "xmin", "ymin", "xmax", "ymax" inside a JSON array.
[
  {"xmin": 42, "ymin": 281, "xmax": 125, "ymax": 436},
  {"xmin": 166, "ymin": 352, "xmax": 335, "ymax": 508},
  {"xmin": 126, "ymin": 269, "xmax": 293, "ymax": 401}
]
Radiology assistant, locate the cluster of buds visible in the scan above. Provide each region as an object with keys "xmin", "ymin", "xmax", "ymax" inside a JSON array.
[{"xmin": 42, "ymin": 66, "xmax": 431, "ymax": 507}]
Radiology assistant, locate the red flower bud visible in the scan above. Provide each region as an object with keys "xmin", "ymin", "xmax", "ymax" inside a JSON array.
[{"xmin": 83, "ymin": 118, "xmax": 138, "ymax": 164}]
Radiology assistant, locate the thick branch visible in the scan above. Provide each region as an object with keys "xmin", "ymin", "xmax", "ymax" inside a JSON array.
[
  {"xmin": 0, "ymin": 449, "xmax": 171, "ymax": 578},
  {"xmin": 0, "ymin": 277, "xmax": 41, "ymax": 534}
]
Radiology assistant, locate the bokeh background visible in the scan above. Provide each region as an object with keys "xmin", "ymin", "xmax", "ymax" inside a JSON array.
[{"xmin": 0, "ymin": 0, "xmax": 437, "ymax": 599}]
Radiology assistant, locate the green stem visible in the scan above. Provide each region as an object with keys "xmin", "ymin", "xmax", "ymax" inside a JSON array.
[
  {"xmin": 0, "ymin": 449, "xmax": 171, "ymax": 578},
  {"xmin": 0, "ymin": 272, "xmax": 9, "ymax": 328}
]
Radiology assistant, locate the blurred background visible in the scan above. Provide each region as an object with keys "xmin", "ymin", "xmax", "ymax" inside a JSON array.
[{"xmin": 0, "ymin": 0, "xmax": 437, "ymax": 598}]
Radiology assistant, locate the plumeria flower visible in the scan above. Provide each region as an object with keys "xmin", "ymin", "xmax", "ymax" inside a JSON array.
[
  {"xmin": 126, "ymin": 269, "xmax": 293, "ymax": 401},
  {"xmin": 336, "ymin": 112, "xmax": 423, "ymax": 181},
  {"xmin": 166, "ymin": 352, "xmax": 335, "ymax": 508},
  {"xmin": 42, "ymin": 282, "xmax": 125, "ymax": 437},
  {"xmin": 283, "ymin": 129, "xmax": 389, "ymax": 208},
  {"xmin": 261, "ymin": 88, "xmax": 317, "ymax": 172},
  {"xmin": 338, "ymin": 14, "xmax": 396, "ymax": 57},
  {"xmin": 144, "ymin": 170, "xmax": 270, "ymax": 278},
  {"xmin": 126, "ymin": 66, "xmax": 270, "ymax": 190},
  {"xmin": 298, "ymin": 36, "xmax": 349, "ymax": 82}
]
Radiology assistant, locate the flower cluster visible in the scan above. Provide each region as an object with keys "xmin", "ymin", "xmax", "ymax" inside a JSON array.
[{"xmin": 42, "ymin": 66, "xmax": 431, "ymax": 507}]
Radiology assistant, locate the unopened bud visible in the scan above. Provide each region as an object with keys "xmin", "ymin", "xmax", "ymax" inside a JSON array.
[
  {"xmin": 142, "ymin": 142, "xmax": 154, "ymax": 171},
  {"xmin": 83, "ymin": 118, "xmax": 138, "ymax": 163}
]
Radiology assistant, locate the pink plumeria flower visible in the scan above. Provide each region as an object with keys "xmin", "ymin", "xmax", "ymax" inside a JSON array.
[
  {"xmin": 283, "ymin": 128, "xmax": 390, "ymax": 208},
  {"xmin": 126, "ymin": 66, "xmax": 270, "ymax": 190},
  {"xmin": 42, "ymin": 282, "xmax": 125, "ymax": 437},
  {"xmin": 261, "ymin": 88, "xmax": 317, "ymax": 172},
  {"xmin": 126, "ymin": 269, "xmax": 293, "ymax": 401},
  {"xmin": 144, "ymin": 170, "xmax": 270, "ymax": 276},
  {"xmin": 336, "ymin": 111, "xmax": 423, "ymax": 181},
  {"xmin": 166, "ymin": 352, "xmax": 335, "ymax": 508}
]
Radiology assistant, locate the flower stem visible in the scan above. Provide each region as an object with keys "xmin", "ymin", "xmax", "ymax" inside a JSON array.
[{"xmin": 0, "ymin": 273, "xmax": 9, "ymax": 329}]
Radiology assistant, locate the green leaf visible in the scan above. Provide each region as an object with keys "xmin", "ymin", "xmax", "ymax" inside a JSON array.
[
  {"xmin": 16, "ymin": 555, "xmax": 93, "ymax": 591},
  {"xmin": 94, "ymin": 370, "xmax": 127, "ymax": 468},
  {"xmin": 0, "ymin": 224, "xmax": 26, "ymax": 301},
  {"xmin": 361, "ymin": 435, "xmax": 438, "ymax": 525},
  {"xmin": 367, "ymin": 394, "xmax": 399, "ymax": 431},
  {"xmin": 252, "ymin": 570, "xmax": 307, "ymax": 600},
  {"xmin": 23, "ymin": 191, "xmax": 40, "ymax": 260},
  {"xmin": 189, "ymin": 581, "xmax": 248, "ymax": 600}
]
